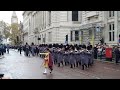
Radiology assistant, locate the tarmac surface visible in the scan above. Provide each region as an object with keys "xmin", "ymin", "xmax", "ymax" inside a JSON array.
[{"xmin": 0, "ymin": 49, "xmax": 120, "ymax": 79}]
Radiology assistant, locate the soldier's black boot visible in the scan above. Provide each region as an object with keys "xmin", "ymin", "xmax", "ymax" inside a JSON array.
[
  {"xmin": 76, "ymin": 62, "xmax": 78, "ymax": 67},
  {"xmin": 55, "ymin": 60, "xmax": 57, "ymax": 64},
  {"xmin": 54, "ymin": 60, "xmax": 56, "ymax": 64},
  {"xmin": 88, "ymin": 63, "xmax": 90, "ymax": 68},
  {"xmin": 70, "ymin": 64, "xmax": 73, "ymax": 68},
  {"xmin": 61, "ymin": 61, "xmax": 64, "ymax": 66},
  {"xmin": 56, "ymin": 60, "xmax": 57, "ymax": 64},
  {"xmin": 74, "ymin": 63, "xmax": 76, "ymax": 68},
  {"xmin": 90, "ymin": 63, "xmax": 92, "ymax": 66},
  {"xmin": 58, "ymin": 63, "xmax": 60, "ymax": 67},
  {"xmin": 50, "ymin": 68, "xmax": 53, "ymax": 73},
  {"xmin": 65, "ymin": 62, "xmax": 67, "ymax": 66},
  {"xmin": 56, "ymin": 59, "xmax": 58, "ymax": 64},
  {"xmin": 82, "ymin": 65, "xmax": 84, "ymax": 70},
  {"xmin": 85, "ymin": 64, "xmax": 88, "ymax": 69},
  {"xmin": 79, "ymin": 62, "xmax": 81, "ymax": 66},
  {"xmin": 67, "ymin": 62, "xmax": 69, "ymax": 65}
]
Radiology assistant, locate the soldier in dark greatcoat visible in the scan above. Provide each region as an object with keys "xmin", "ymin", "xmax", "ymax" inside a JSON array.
[
  {"xmin": 57, "ymin": 48, "xmax": 64, "ymax": 67},
  {"xmin": 80, "ymin": 45, "xmax": 89, "ymax": 70},
  {"xmin": 25, "ymin": 43, "xmax": 30, "ymax": 56},
  {"xmin": 69, "ymin": 48, "xmax": 76, "ymax": 68}
]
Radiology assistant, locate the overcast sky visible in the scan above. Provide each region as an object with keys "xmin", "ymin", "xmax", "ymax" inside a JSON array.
[{"xmin": 0, "ymin": 11, "xmax": 23, "ymax": 24}]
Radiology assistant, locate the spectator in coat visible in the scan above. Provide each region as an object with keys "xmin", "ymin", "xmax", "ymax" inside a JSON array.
[
  {"xmin": 93, "ymin": 44, "xmax": 98, "ymax": 59},
  {"xmin": 114, "ymin": 46, "xmax": 120, "ymax": 64}
]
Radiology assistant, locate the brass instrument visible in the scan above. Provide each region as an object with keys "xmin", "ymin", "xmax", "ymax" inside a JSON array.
[
  {"xmin": 39, "ymin": 53, "xmax": 49, "ymax": 56},
  {"xmin": 39, "ymin": 53, "xmax": 49, "ymax": 68},
  {"xmin": 39, "ymin": 53, "xmax": 49, "ymax": 58}
]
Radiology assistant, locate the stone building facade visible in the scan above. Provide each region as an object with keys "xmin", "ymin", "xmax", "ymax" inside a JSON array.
[{"xmin": 23, "ymin": 11, "xmax": 120, "ymax": 45}]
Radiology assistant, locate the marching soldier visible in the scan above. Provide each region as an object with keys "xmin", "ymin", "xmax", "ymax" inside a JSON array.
[
  {"xmin": 80, "ymin": 45, "xmax": 89, "ymax": 70},
  {"xmin": 63, "ymin": 50, "xmax": 69, "ymax": 66},
  {"xmin": 69, "ymin": 47, "xmax": 76, "ymax": 68},
  {"xmin": 53, "ymin": 48, "xmax": 58, "ymax": 64},
  {"xmin": 57, "ymin": 48, "xmax": 63, "ymax": 67},
  {"xmin": 25, "ymin": 43, "xmax": 30, "ymax": 56},
  {"xmin": 74, "ymin": 48, "xmax": 80, "ymax": 67},
  {"xmin": 18, "ymin": 45, "xmax": 22, "ymax": 55}
]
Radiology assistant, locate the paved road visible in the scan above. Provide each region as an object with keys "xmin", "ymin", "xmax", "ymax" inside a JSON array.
[{"xmin": 0, "ymin": 49, "xmax": 120, "ymax": 79}]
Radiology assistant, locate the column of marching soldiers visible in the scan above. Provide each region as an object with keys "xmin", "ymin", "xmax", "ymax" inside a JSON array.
[
  {"xmin": 9, "ymin": 42, "xmax": 120, "ymax": 70},
  {"xmin": 12, "ymin": 42, "xmax": 94, "ymax": 70},
  {"xmin": 50, "ymin": 44, "xmax": 94, "ymax": 70}
]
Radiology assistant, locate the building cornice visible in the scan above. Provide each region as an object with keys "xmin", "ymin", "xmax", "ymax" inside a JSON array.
[
  {"xmin": 23, "ymin": 11, "xmax": 26, "ymax": 16},
  {"xmin": 27, "ymin": 11, "xmax": 32, "ymax": 15},
  {"xmin": 32, "ymin": 11, "xmax": 37, "ymax": 16},
  {"xmin": 23, "ymin": 11, "xmax": 32, "ymax": 16}
]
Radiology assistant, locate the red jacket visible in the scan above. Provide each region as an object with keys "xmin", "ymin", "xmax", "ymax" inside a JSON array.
[{"xmin": 48, "ymin": 53, "xmax": 53, "ymax": 67}]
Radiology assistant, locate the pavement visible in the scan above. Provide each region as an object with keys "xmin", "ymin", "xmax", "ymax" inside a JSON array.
[{"xmin": 0, "ymin": 49, "xmax": 120, "ymax": 79}]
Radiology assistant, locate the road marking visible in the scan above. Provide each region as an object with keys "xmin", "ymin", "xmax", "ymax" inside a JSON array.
[
  {"xmin": 68, "ymin": 68, "xmax": 101, "ymax": 79},
  {"xmin": 79, "ymin": 71, "xmax": 101, "ymax": 79},
  {"xmin": 104, "ymin": 67, "xmax": 120, "ymax": 72}
]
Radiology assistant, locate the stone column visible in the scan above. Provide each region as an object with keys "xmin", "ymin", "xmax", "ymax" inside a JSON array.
[
  {"xmin": 43, "ymin": 11, "xmax": 44, "ymax": 28},
  {"xmin": 79, "ymin": 30, "xmax": 81, "ymax": 44},
  {"xmin": 91, "ymin": 27, "xmax": 95, "ymax": 46},
  {"xmin": 103, "ymin": 11, "xmax": 108, "ymax": 44},
  {"xmin": 44, "ymin": 11, "xmax": 46, "ymax": 28},
  {"xmin": 115, "ymin": 11, "xmax": 118, "ymax": 44},
  {"xmin": 73, "ymin": 31, "xmax": 75, "ymax": 41}
]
